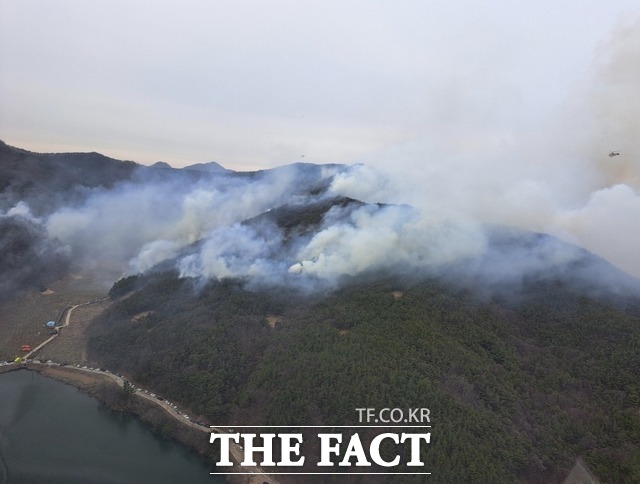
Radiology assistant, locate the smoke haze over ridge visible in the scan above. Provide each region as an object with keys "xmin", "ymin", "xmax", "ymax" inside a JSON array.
[
  {"xmin": 352, "ymin": 17, "xmax": 640, "ymax": 278},
  {"xmin": 0, "ymin": 152, "xmax": 637, "ymax": 299},
  {"xmin": 0, "ymin": 15, "xmax": 639, "ymax": 294}
]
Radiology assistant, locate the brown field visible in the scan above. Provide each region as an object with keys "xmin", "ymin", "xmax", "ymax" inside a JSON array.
[
  {"xmin": 0, "ymin": 273, "xmax": 111, "ymax": 363},
  {"xmin": 38, "ymin": 300, "xmax": 112, "ymax": 365},
  {"xmin": 0, "ymin": 274, "xmax": 282, "ymax": 484}
]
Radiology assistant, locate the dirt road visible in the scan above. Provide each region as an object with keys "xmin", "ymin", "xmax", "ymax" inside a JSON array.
[
  {"xmin": 31, "ymin": 363, "xmax": 277, "ymax": 483},
  {"xmin": 15, "ymin": 296, "xmax": 278, "ymax": 484}
]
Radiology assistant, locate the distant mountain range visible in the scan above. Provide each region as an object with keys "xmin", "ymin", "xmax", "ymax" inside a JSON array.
[
  {"xmin": 0, "ymin": 141, "xmax": 347, "ymax": 295},
  {"xmin": 0, "ymin": 140, "xmax": 228, "ymax": 215}
]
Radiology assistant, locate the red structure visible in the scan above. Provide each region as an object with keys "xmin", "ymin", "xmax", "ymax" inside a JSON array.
[{"xmin": 21, "ymin": 344, "xmax": 31, "ymax": 352}]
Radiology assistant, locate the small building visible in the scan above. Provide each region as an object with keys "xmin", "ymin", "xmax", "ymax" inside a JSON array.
[{"xmin": 46, "ymin": 321, "xmax": 56, "ymax": 329}]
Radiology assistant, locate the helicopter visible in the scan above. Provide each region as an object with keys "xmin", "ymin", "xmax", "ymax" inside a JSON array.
[{"xmin": 609, "ymin": 151, "xmax": 620, "ymax": 157}]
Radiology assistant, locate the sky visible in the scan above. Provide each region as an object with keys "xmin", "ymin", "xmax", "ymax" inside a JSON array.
[
  {"xmin": 0, "ymin": 1, "xmax": 637, "ymax": 169},
  {"xmin": 1, "ymin": 1, "xmax": 640, "ymax": 276}
]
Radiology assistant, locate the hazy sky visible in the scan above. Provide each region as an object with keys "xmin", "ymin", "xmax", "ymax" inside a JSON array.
[
  {"xmin": 1, "ymin": 0, "xmax": 638, "ymax": 170},
  {"xmin": 1, "ymin": 1, "xmax": 640, "ymax": 276}
]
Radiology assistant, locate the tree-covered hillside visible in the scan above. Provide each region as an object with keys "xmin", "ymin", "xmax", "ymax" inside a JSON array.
[{"xmin": 87, "ymin": 271, "xmax": 640, "ymax": 483}]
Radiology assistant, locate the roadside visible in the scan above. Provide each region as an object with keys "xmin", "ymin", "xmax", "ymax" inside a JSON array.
[
  {"xmin": 0, "ymin": 273, "xmax": 108, "ymax": 362},
  {"xmin": 34, "ymin": 299, "xmax": 110, "ymax": 364},
  {"xmin": 0, "ymin": 362, "xmax": 278, "ymax": 484},
  {"xmin": 0, "ymin": 274, "xmax": 280, "ymax": 484}
]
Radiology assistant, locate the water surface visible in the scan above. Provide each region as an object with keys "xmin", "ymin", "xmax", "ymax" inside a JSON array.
[{"xmin": 0, "ymin": 370, "xmax": 221, "ymax": 484}]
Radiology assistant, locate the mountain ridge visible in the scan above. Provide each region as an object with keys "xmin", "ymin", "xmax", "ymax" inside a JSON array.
[
  {"xmin": 1, "ymin": 141, "xmax": 638, "ymax": 302},
  {"xmin": 2, "ymin": 141, "xmax": 640, "ymax": 482}
]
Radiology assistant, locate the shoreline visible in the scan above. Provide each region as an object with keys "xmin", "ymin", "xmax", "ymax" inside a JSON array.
[{"xmin": 0, "ymin": 363, "xmax": 277, "ymax": 484}]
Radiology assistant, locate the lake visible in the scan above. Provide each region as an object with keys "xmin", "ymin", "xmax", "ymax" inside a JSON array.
[{"xmin": 0, "ymin": 369, "xmax": 222, "ymax": 484}]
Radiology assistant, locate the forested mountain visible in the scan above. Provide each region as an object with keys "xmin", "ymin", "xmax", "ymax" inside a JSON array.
[
  {"xmin": 88, "ymin": 246, "xmax": 640, "ymax": 483},
  {"xmin": 0, "ymin": 140, "xmax": 138, "ymax": 215},
  {"xmin": 0, "ymin": 141, "xmax": 346, "ymax": 295},
  {"xmin": 3, "ymin": 142, "xmax": 639, "ymax": 482}
]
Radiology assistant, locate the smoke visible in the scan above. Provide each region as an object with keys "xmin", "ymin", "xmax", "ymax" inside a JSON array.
[
  {"xmin": 526, "ymin": 17, "xmax": 640, "ymax": 277},
  {"xmin": 5, "ymin": 152, "xmax": 636, "ymax": 296},
  {"xmin": 179, "ymin": 222, "xmax": 288, "ymax": 281},
  {"xmin": 356, "ymin": 16, "xmax": 640, "ymax": 278},
  {"xmin": 43, "ymin": 165, "xmax": 310, "ymax": 273},
  {"xmin": 288, "ymin": 203, "xmax": 485, "ymax": 279},
  {"xmin": 0, "ymin": 208, "xmax": 70, "ymax": 299},
  {"xmin": 6, "ymin": 201, "xmax": 38, "ymax": 221},
  {"xmin": 2, "ymin": 18, "xmax": 638, "ymax": 296},
  {"xmin": 39, "ymin": 163, "xmax": 354, "ymax": 283},
  {"xmin": 551, "ymin": 184, "xmax": 640, "ymax": 276}
]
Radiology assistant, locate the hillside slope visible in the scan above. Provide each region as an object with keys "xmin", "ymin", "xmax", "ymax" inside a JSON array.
[
  {"xmin": 87, "ymin": 267, "xmax": 640, "ymax": 483},
  {"xmin": 3, "ymin": 142, "xmax": 639, "ymax": 482}
]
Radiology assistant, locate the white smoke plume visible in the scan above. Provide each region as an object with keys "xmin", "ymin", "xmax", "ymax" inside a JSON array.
[
  {"xmin": 353, "ymin": 17, "xmax": 640, "ymax": 278},
  {"xmin": 288, "ymin": 204, "xmax": 485, "ymax": 279},
  {"xmin": 3, "ymin": 18, "xmax": 637, "ymax": 293},
  {"xmin": 43, "ymin": 165, "xmax": 321, "ymax": 277}
]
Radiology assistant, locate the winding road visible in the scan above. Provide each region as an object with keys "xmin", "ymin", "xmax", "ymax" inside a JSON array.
[
  {"xmin": 23, "ymin": 298, "xmax": 277, "ymax": 483},
  {"xmin": 23, "ymin": 302, "xmax": 89, "ymax": 359}
]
